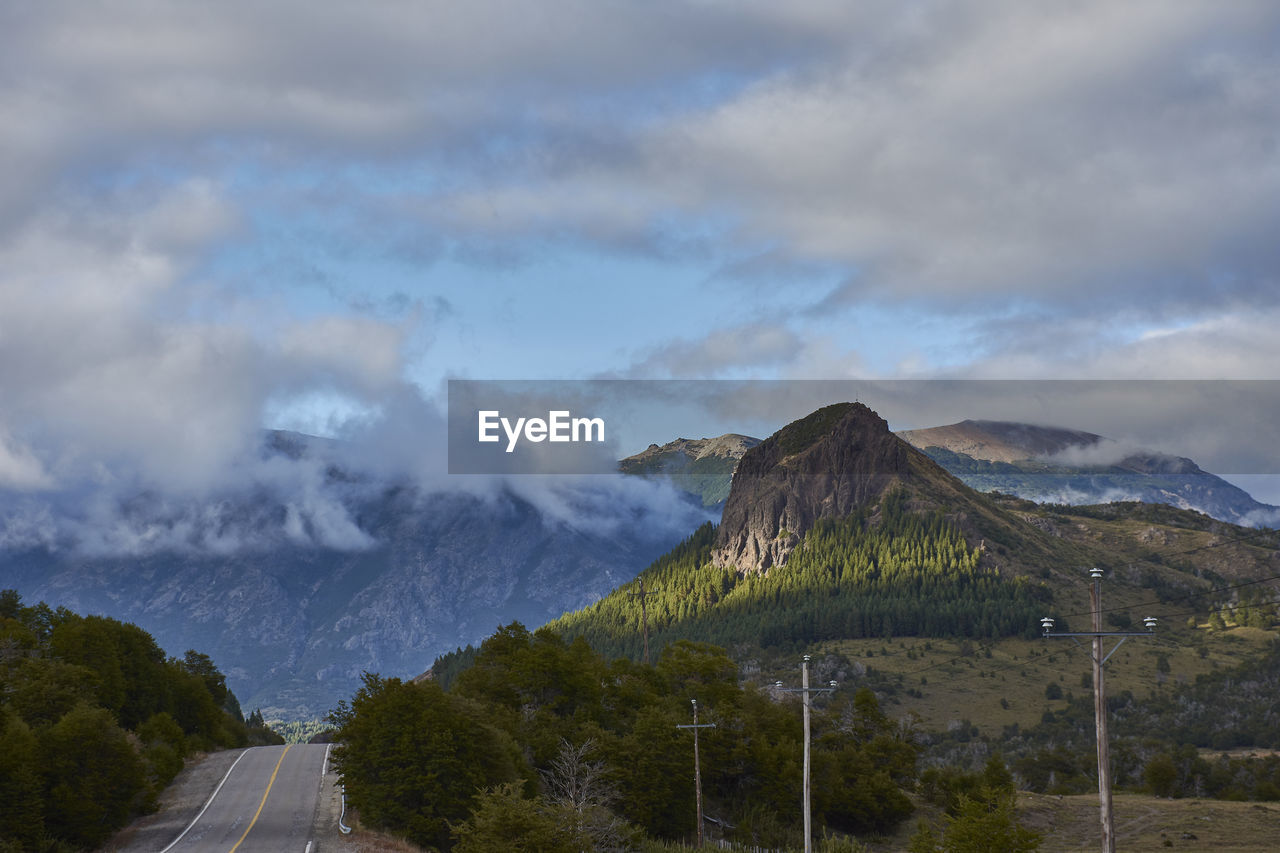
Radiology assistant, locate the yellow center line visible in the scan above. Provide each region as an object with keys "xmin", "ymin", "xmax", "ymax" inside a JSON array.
[{"xmin": 228, "ymin": 745, "xmax": 291, "ymax": 853}]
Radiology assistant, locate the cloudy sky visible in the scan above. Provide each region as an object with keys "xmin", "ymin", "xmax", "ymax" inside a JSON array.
[{"xmin": 3, "ymin": 0, "xmax": 1279, "ymax": 516}]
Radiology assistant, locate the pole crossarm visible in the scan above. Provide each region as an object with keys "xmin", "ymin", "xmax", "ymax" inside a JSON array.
[{"xmin": 1042, "ymin": 631, "xmax": 1155, "ymax": 638}]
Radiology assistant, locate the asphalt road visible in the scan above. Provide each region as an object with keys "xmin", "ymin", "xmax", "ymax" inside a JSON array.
[{"xmin": 159, "ymin": 743, "xmax": 332, "ymax": 853}]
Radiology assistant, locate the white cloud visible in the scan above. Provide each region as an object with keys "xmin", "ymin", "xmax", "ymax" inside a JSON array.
[
  {"xmin": 633, "ymin": 1, "xmax": 1280, "ymax": 310},
  {"xmin": 0, "ymin": 177, "xmax": 415, "ymax": 496},
  {"xmin": 959, "ymin": 308, "xmax": 1280, "ymax": 380},
  {"xmin": 0, "ymin": 430, "xmax": 53, "ymax": 491},
  {"xmin": 625, "ymin": 322, "xmax": 805, "ymax": 378}
]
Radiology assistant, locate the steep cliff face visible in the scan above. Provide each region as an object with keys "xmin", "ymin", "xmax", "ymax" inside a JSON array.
[{"xmin": 711, "ymin": 403, "xmax": 914, "ymax": 573}]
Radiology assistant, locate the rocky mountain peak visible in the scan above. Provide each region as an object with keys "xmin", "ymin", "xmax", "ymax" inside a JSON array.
[
  {"xmin": 619, "ymin": 432, "xmax": 761, "ymax": 507},
  {"xmin": 621, "ymin": 433, "xmax": 760, "ymax": 466},
  {"xmin": 711, "ymin": 403, "xmax": 914, "ymax": 574},
  {"xmin": 897, "ymin": 419, "xmax": 1104, "ymax": 464}
]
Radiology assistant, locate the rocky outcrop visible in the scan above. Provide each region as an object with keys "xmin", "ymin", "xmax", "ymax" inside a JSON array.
[
  {"xmin": 619, "ymin": 433, "xmax": 761, "ymax": 506},
  {"xmin": 711, "ymin": 403, "xmax": 913, "ymax": 573}
]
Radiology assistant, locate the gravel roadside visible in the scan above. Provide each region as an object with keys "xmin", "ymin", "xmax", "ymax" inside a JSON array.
[{"xmin": 103, "ymin": 749, "xmax": 246, "ymax": 853}]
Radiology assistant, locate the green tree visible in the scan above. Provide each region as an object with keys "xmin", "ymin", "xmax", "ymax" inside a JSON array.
[
  {"xmin": 329, "ymin": 673, "xmax": 522, "ymax": 851},
  {"xmin": 608, "ymin": 705, "xmax": 693, "ymax": 839},
  {"xmin": 0, "ymin": 709, "xmax": 44, "ymax": 848},
  {"xmin": 47, "ymin": 616, "xmax": 127, "ymax": 714},
  {"xmin": 450, "ymin": 783, "xmax": 581, "ymax": 853},
  {"xmin": 181, "ymin": 649, "xmax": 230, "ymax": 708},
  {"xmin": 3, "ymin": 657, "xmax": 98, "ymax": 726},
  {"xmin": 813, "ymin": 688, "xmax": 918, "ymax": 833},
  {"xmin": 452, "ymin": 623, "xmax": 608, "ymax": 765},
  {"xmin": 1145, "ymin": 753, "xmax": 1179, "ymax": 798},
  {"xmin": 909, "ymin": 788, "xmax": 1041, "ymax": 853},
  {"xmin": 39, "ymin": 703, "xmax": 149, "ymax": 849}
]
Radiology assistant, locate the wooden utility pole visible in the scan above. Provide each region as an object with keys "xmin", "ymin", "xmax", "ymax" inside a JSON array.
[
  {"xmin": 802, "ymin": 654, "xmax": 812, "ymax": 850},
  {"xmin": 1042, "ymin": 568, "xmax": 1158, "ymax": 853},
  {"xmin": 628, "ymin": 579, "xmax": 659, "ymax": 665},
  {"xmin": 777, "ymin": 655, "xmax": 837, "ymax": 853},
  {"xmin": 1091, "ymin": 578, "xmax": 1114, "ymax": 853},
  {"xmin": 676, "ymin": 699, "xmax": 715, "ymax": 846}
]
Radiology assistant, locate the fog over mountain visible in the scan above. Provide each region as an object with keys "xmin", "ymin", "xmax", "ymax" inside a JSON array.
[
  {"xmin": 898, "ymin": 419, "xmax": 1280, "ymax": 528},
  {"xmin": 0, "ymin": 413, "xmax": 713, "ymax": 717}
]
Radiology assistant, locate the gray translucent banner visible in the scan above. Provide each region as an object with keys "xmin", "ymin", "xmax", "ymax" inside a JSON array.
[{"xmin": 447, "ymin": 379, "xmax": 1280, "ymax": 479}]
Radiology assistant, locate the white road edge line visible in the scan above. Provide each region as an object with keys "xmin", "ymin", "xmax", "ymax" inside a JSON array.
[
  {"xmin": 304, "ymin": 842, "xmax": 312, "ymax": 853},
  {"xmin": 323, "ymin": 742, "xmax": 330, "ymax": 777},
  {"xmin": 158, "ymin": 747, "xmax": 255, "ymax": 853}
]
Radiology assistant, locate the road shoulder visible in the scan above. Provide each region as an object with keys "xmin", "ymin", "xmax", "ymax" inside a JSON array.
[{"xmin": 104, "ymin": 748, "xmax": 247, "ymax": 853}]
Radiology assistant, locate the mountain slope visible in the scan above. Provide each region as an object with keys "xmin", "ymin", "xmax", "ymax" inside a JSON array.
[
  {"xmin": 551, "ymin": 403, "xmax": 1280, "ymax": 665},
  {"xmin": 712, "ymin": 404, "xmax": 1073, "ymax": 575},
  {"xmin": 619, "ymin": 433, "xmax": 760, "ymax": 507},
  {"xmin": 898, "ymin": 420, "xmax": 1104, "ymax": 463},
  {"xmin": 899, "ymin": 420, "xmax": 1278, "ymax": 526},
  {"xmin": 551, "ymin": 403, "xmax": 1079, "ymax": 659},
  {"xmin": 621, "ymin": 418, "xmax": 1276, "ymax": 528},
  {"xmin": 1, "ymin": 435, "xmax": 710, "ymax": 718}
]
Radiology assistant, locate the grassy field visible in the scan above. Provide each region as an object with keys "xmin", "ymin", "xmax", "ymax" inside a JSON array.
[
  {"xmin": 810, "ymin": 624, "xmax": 1275, "ymax": 738},
  {"xmin": 1019, "ymin": 792, "xmax": 1280, "ymax": 852}
]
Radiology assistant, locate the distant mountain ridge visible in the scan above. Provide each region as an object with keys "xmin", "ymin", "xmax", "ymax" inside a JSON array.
[
  {"xmin": 897, "ymin": 420, "xmax": 1106, "ymax": 464},
  {"xmin": 8, "ymin": 411, "xmax": 1275, "ymax": 720},
  {"xmin": 621, "ymin": 417, "xmax": 1277, "ymax": 528},
  {"xmin": 619, "ymin": 433, "xmax": 760, "ymax": 507},
  {"xmin": 898, "ymin": 419, "xmax": 1277, "ymax": 527},
  {"xmin": 1, "ymin": 431, "xmax": 710, "ymax": 718}
]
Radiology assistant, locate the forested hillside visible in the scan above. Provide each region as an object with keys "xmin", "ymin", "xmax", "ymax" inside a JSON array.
[
  {"xmin": 548, "ymin": 491, "xmax": 1051, "ymax": 660},
  {"xmin": 0, "ymin": 590, "xmax": 280, "ymax": 851}
]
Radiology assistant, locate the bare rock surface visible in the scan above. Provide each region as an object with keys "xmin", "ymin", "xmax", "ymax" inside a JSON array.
[{"xmin": 712, "ymin": 403, "xmax": 912, "ymax": 573}]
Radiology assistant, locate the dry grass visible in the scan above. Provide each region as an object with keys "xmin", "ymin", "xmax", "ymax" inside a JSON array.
[
  {"xmin": 818, "ymin": 626, "xmax": 1276, "ymax": 738},
  {"xmin": 333, "ymin": 825, "xmax": 429, "ymax": 852},
  {"xmin": 1020, "ymin": 792, "xmax": 1280, "ymax": 851}
]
